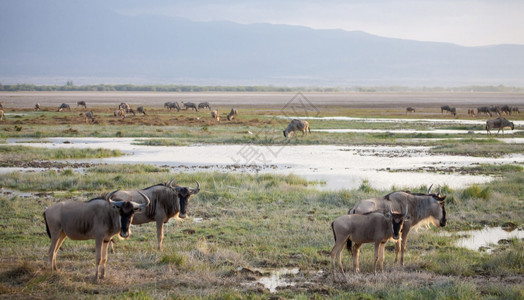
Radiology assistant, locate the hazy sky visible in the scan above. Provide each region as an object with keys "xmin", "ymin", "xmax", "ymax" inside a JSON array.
[{"xmin": 114, "ymin": 0, "xmax": 524, "ymax": 47}]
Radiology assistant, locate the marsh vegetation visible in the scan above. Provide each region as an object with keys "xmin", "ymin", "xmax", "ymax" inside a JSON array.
[{"xmin": 0, "ymin": 93, "xmax": 523, "ymax": 298}]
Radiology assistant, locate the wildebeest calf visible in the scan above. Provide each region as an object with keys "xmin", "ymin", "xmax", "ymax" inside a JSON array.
[{"xmin": 330, "ymin": 210, "xmax": 407, "ymax": 277}]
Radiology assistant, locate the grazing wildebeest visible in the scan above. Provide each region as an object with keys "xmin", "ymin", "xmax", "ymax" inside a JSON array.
[
  {"xmin": 467, "ymin": 108, "xmax": 476, "ymax": 117},
  {"xmin": 110, "ymin": 179, "xmax": 200, "ymax": 251},
  {"xmin": 34, "ymin": 103, "xmax": 41, "ymax": 111},
  {"xmin": 500, "ymin": 105, "xmax": 511, "ymax": 115},
  {"xmin": 406, "ymin": 107, "xmax": 415, "ymax": 114},
  {"xmin": 348, "ymin": 185, "xmax": 447, "ymax": 266},
  {"xmin": 331, "ymin": 210, "xmax": 407, "ymax": 277},
  {"xmin": 283, "ymin": 119, "xmax": 310, "ymax": 137},
  {"xmin": 114, "ymin": 109, "xmax": 126, "ymax": 119},
  {"xmin": 0, "ymin": 110, "xmax": 4, "ymax": 121},
  {"xmin": 489, "ymin": 106, "xmax": 501, "ymax": 117},
  {"xmin": 449, "ymin": 107, "xmax": 456, "ymax": 116},
  {"xmin": 440, "ymin": 105, "xmax": 451, "ymax": 114},
  {"xmin": 182, "ymin": 102, "xmax": 198, "ymax": 112},
  {"xmin": 57, "ymin": 103, "xmax": 71, "ymax": 112},
  {"xmin": 85, "ymin": 111, "xmax": 95, "ymax": 123},
  {"xmin": 137, "ymin": 106, "xmax": 147, "ymax": 115},
  {"xmin": 486, "ymin": 117, "xmax": 514, "ymax": 135},
  {"xmin": 165, "ymin": 102, "xmax": 181, "ymax": 111},
  {"xmin": 0, "ymin": 102, "xmax": 3, "ymax": 110},
  {"xmin": 477, "ymin": 106, "xmax": 492, "ymax": 117},
  {"xmin": 198, "ymin": 102, "xmax": 211, "ymax": 110},
  {"xmin": 511, "ymin": 106, "xmax": 520, "ymax": 114},
  {"xmin": 211, "ymin": 110, "xmax": 219, "ymax": 121},
  {"xmin": 43, "ymin": 190, "xmax": 150, "ymax": 280},
  {"xmin": 77, "ymin": 101, "xmax": 87, "ymax": 109},
  {"xmin": 227, "ymin": 108, "xmax": 238, "ymax": 121}
]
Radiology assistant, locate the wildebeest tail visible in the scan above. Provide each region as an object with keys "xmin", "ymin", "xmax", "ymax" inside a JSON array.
[
  {"xmin": 346, "ymin": 239, "xmax": 352, "ymax": 253},
  {"xmin": 43, "ymin": 211, "xmax": 51, "ymax": 239},
  {"xmin": 308, "ymin": 126, "xmax": 311, "ymax": 134},
  {"xmin": 331, "ymin": 221, "xmax": 336, "ymax": 241}
]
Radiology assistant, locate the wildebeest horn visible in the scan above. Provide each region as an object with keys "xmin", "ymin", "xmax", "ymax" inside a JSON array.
[
  {"xmin": 167, "ymin": 178, "xmax": 176, "ymax": 187},
  {"xmin": 106, "ymin": 189, "xmax": 120, "ymax": 201},
  {"xmin": 135, "ymin": 191, "xmax": 150, "ymax": 208},
  {"xmin": 191, "ymin": 180, "xmax": 200, "ymax": 194},
  {"xmin": 426, "ymin": 184, "xmax": 433, "ymax": 195},
  {"xmin": 438, "ymin": 185, "xmax": 442, "ymax": 196}
]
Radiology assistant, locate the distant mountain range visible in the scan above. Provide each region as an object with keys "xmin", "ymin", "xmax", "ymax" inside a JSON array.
[{"xmin": 1, "ymin": 2, "xmax": 524, "ymax": 86}]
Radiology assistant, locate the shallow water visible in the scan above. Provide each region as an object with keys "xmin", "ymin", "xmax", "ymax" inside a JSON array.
[
  {"xmin": 6, "ymin": 137, "xmax": 524, "ymax": 190},
  {"xmin": 257, "ymin": 268, "xmax": 300, "ymax": 293},
  {"xmin": 453, "ymin": 227, "xmax": 524, "ymax": 253}
]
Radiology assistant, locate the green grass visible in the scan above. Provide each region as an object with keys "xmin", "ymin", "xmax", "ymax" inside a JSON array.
[
  {"xmin": 0, "ymin": 145, "xmax": 123, "ymax": 164},
  {"xmin": 0, "ymin": 168, "xmax": 523, "ymax": 298}
]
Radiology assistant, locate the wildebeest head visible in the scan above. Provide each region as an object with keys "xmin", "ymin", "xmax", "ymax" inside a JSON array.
[
  {"xmin": 386, "ymin": 208, "xmax": 408, "ymax": 240},
  {"xmin": 283, "ymin": 129, "xmax": 288, "ymax": 137},
  {"xmin": 427, "ymin": 185, "xmax": 447, "ymax": 227},
  {"xmin": 167, "ymin": 179, "xmax": 200, "ymax": 219},
  {"xmin": 106, "ymin": 190, "xmax": 150, "ymax": 238}
]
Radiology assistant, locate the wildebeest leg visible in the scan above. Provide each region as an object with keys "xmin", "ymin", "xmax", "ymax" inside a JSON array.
[
  {"xmin": 156, "ymin": 218, "xmax": 165, "ymax": 251},
  {"xmin": 100, "ymin": 240, "xmax": 110, "ymax": 279},
  {"xmin": 379, "ymin": 242, "xmax": 386, "ymax": 272},
  {"xmin": 330, "ymin": 237, "xmax": 348, "ymax": 278},
  {"xmin": 373, "ymin": 242, "xmax": 381, "ymax": 275},
  {"xmin": 352, "ymin": 243, "xmax": 362, "ymax": 273},
  {"xmin": 94, "ymin": 238, "xmax": 103, "ymax": 280},
  {"xmin": 399, "ymin": 231, "xmax": 410, "ymax": 266},
  {"xmin": 49, "ymin": 232, "xmax": 67, "ymax": 271}
]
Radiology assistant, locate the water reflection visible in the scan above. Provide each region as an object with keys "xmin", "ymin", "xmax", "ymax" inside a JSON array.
[
  {"xmin": 454, "ymin": 227, "xmax": 524, "ymax": 253},
  {"xmin": 257, "ymin": 268, "xmax": 299, "ymax": 293},
  {"xmin": 6, "ymin": 138, "xmax": 524, "ymax": 190}
]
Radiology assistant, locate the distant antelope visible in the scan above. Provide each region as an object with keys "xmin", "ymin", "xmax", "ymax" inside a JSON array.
[
  {"xmin": 57, "ymin": 103, "xmax": 71, "ymax": 112},
  {"xmin": 211, "ymin": 110, "xmax": 219, "ymax": 121},
  {"xmin": 34, "ymin": 103, "xmax": 41, "ymax": 111},
  {"xmin": 467, "ymin": 109, "xmax": 475, "ymax": 117},
  {"xmin": 77, "ymin": 101, "xmax": 87, "ymax": 109},
  {"xmin": 406, "ymin": 107, "xmax": 415, "ymax": 114},
  {"xmin": 85, "ymin": 111, "xmax": 95, "ymax": 123}
]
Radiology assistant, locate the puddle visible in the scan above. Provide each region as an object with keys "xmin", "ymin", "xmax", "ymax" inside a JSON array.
[
  {"xmin": 453, "ymin": 227, "xmax": 524, "ymax": 253},
  {"xmin": 5, "ymin": 138, "xmax": 524, "ymax": 190},
  {"xmin": 257, "ymin": 268, "xmax": 300, "ymax": 293}
]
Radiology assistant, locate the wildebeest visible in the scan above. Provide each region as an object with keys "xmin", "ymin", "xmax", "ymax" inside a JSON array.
[
  {"xmin": 57, "ymin": 103, "xmax": 71, "ymax": 112},
  {"xmin": 119, "ymin": 102, "xmax": 131, "ymax": 111},
  {"xmin": 85, "ymin": 111, "xmax": 95, "ymax": 123},
  {"xmin": 110, "ymin": 179, "xmax": 200, "ymax": 251},
  {"xmin": 137, "ymin": 106, "xmax": 147, "ymax": 115},
  {"xmin": 406, "ymin": 107, "xmax": 415, "ymax": 114},
  {"xmin": 348, "ymin": 185, "xmax": 446, "ymax": 266},
  {"xmin": 114, "ymin": 109, "xmax": 126, "ymax": 119},
  {"xmin": 43, "ymin": 190, "xmax": 150, "ymax": 280},
  {"xmin": 0, "ymin": 102, "xmax": 3, "ymax": 110},
  {"xmin": 330, "ymin": 210, "xmax": 407, "ymax": 277},
  {"xmin": 500, "ymin": 105, "xmax": 511, "ymax": 115},
  {"xmin": 440, "ymin": 105, "xmax": 451, "ymax": 114},
  {"xmin": 164, "ymin": 102, "xmax": 181, "ymax": 111},
  {"xmin": 182, "ymin": 102, "xmax": 198, "ymax": 112},
  {"xmin": 227, "ymin": 108, "xmax": 238, "ymax": 121},
  {"xmin": 34, "ymin": 103, "xmax": 41, "ymax": 111},
  {"xmin": 449, "ymin": 107, "xmax": 456, "ymax": 116},
  {"xmin": 283, "ymin": 119, "xmax": 310, "ymax": 137},
  {"xmin": 489, "ymin": 106, "xmax": 501, "ymax": 116},
  {"xmin": 77, "ymin": 101, "xmax": 87, "ymax": 109},
  {"xmin": 211, "ymin": 110, "xmax": 219, "ymax": 121},
  {"xmin": 486, "ymin": 117, "xmax": 514, "ymax": 135},
  {"xmin": 0, "ymin": 110, "xmax": 4, "ymax": 121},
  {"xmin": 511, "ymin": 106, "xmax": 520, "ymax": 114},
  {"xmin": 477, "ymin": 106, "xmax": 492, "ymax": 117},
  {"xmin": 198, "ymin": 102, "xmax": 211, "ymax": 110},
  {"xmin": 467, "ymin": 108, "xmax": 476, "ymax": 117}
]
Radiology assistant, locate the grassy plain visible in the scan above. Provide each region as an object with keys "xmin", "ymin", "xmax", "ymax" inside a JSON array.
[{"xmin": 0, "ymin": 96, "xmax": 523, "ymax": 299}]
